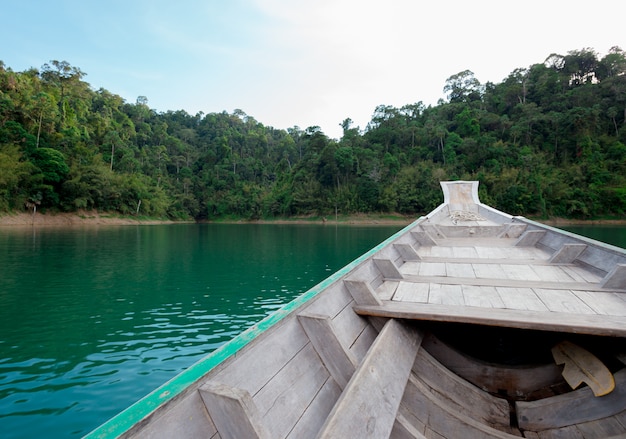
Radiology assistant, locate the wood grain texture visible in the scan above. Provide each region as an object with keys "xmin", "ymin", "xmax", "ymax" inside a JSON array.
[{"xmin": 316, "ymin": 320, "xmax": 423, "ymax": 439}]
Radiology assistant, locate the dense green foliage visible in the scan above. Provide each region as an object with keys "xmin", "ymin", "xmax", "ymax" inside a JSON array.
[{"xmin": 1, "ymin": 49, "xmax": 626, "ymax": 220}]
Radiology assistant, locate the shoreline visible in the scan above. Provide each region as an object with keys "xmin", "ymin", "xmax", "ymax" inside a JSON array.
[{"xmin": 1, "ymin": 211, "xmax": 625, "ymax": 228}]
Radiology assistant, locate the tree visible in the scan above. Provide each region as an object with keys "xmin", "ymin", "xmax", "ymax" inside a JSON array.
[{"xmin": 443, "ymin": 70, "xmax": 483, "ymax": 103}]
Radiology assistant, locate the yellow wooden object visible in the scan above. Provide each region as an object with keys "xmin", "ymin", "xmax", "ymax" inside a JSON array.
[{"xmin": 551, "ymin": 340, "xmax": 615, "ymax": 397}]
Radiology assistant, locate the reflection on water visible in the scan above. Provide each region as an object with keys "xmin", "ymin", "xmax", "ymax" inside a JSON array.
[{"xmin": 0, "ymin": 223, "xmax": 402, "ymax": 438}]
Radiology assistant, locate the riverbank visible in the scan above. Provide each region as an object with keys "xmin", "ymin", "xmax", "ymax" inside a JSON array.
[
  {"xmin": 0, "ymin": 211, "xmax": 183, "ymax": 227},
  {"xmin": 0, "ymin": 211, "xmax": 413, "ymax": 227},
  {"xmin": 1, "ymin": 210, "xmax": 625, "ymax": 227}
]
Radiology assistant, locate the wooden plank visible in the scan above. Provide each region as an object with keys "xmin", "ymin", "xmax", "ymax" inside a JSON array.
[
  {"xmin": 353, "ymin": 301, "xmax": 626, "ymax": 336},
  {"xmin": 498, "ymin": 223, "xmax": 527, "ymax": 239},
  {"xmin": 429, "ymin": 246, "xmax": 455, "ymax": 258},
  {"xmin": 376, "ymin": 280, "xmax": 399, "ymax": 300},
  {"xmin": 400, "ymin": 374, "xmax": 519, "ymax": 439},
  {"xmin": 400, "ymin": 274, "xmax": 597, "ymax": 294},
  {"xmin": 332, "ymin": 302, "xmax": 370, "ymax": 353},
  {"xmin": 533, "ymin": 289, "xmax": 595, "ymax": 314},
  {"xmin": 373, "ymin": 258, "xmax": 403, "ymax": 279},
  {"xmin": 212, "ymin": 317, "xmax": 310, "ymax": 393},
  {"xmin": 393, "ymin": 281, "xmax": 429, "ymax": 303},
  {"xmin": 412, "ymin": 348, "xmax": 511, "ymax": 428},
  {"xmin": 428, "ymin": 283, "xmax": 464, "ymax": 306},
  {"xmin": 515, "ymin": 230, "xmax": 546, "ymax": 247},
  {"xmin": 530, "ymin": 265, "xmax": 581, "ymax": 283},
  {"xmin": 563, "ymin": 265, "xmax": 602, "ymax": 283},
  {"xmin": 516, "ymin": 369, "xmax": 626, "ymax": 431},
  {"xmin": 445, "ymin": 262, "xmax": 476, "ymax": 278},
  {"xmin": 256, "ymin": 344, "xmax": 332, "ymax": 438},
  {"xmin": 451, "ymin": 246, "xmax": 479, "ymax": 258},
  {"xmin": 401, "ymin": 261, "xmax": 421, "ymax": 276},
  {"xmin": 412, "ymin": 230, "xmax": 437, "ymax": 246},
  {"xmin": 601, "ymin": 264, "xmax": 626, "ymax": 290},
  {"xmin": 343, "ymin": 279, "xmax": 382, "ymax": 306},
  {"xmin": 475, "ymin": 246, "xmax": 507, "ymax": 259},
  {"xmin": 297, "ymin": 313, "xmax": 357, "ymax": 390},
  {"xmin": 573, "ymin": 290, "xmax": 626, "ymax": 316},
  {"xmin": 549, "ymin": 244, "xmax": 587, "ymax": 264},
  {"xmin": 394, "ymin": 243, "xmax": 421, "ymax": 261},
  {"xmin": 472, "ymin": 263, "xmax": 508, "ymax": 279},
  {"xmin": 422, "ymin": 334, "xmax": 562, "ymax": 396},
  {"xmin": 419, "ymin": 262, "xmax": 447, "ymax": 277},
  {"xmin": 316, "ymin": 320, "xmax": 423, "ymax": 439},
  {"xmin": 131, "ymin": 390, "xmax": 218, "ymax": 439},
  {"xmin": 349, "ymin": 324, "xmax": 378, "ymax": 362},
  {"xmin": 285, "ymin": 378, "xmax": 342, "ymax": 439},
  {"xmin": 501, "ymin": 263, "xmax": 542, "ymax": 281},
  {"xmin": 576, "ymin": 416, "xmax": 626, "ymax": 438},
  {"xmin": 199, "ymin": 382, "xmax": 270, "ymax": 439},
  {"xmin": 462, "ymin": 285, "xmax": 505, "ymax": 308}
]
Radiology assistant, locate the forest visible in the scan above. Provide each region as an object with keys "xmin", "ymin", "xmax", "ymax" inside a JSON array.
[{"xmin": 1, "ymin": 47, "xmax": 625, "ymax": 221}]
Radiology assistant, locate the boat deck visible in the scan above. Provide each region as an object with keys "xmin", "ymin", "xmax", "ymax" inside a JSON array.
[{"xmin": 355, "ymin": 223, "xmax": 626, "ymax": 337}]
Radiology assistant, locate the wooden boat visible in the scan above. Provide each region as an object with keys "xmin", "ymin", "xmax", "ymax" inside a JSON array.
[{"xmin": 86, "ymin": 181, "xmax": 626, "ymax": 439}]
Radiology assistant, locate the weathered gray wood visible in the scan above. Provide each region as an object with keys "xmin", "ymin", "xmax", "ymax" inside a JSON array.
[
  {"xmin": 536, "ymin": 288, "xmax": 596, "ymax": 314},
  {"xmin": 501, "ymin": 263, "xmax": 542, "ymax": 281},
  {"xmin": 515, "ymin": 230, "xmax": 546, "ymax": 247},
  {"xmin": 373, "ymin": 257, "xmax": 404, "ymax": 279},
  {"xmin": 297, "ymin": 313, "xmax": 357, "ymax": 390},
  {"xmin": 256, "ymin": 344, "xmax": 332, "ymax": 438},
  {"xmin": 445, "ymin": 262, "xmax": 476, "ymax": 278},
  {"xmin": 376, "ymin": 280, "xmax": 399, "ymax": 300},
  {"xmin": 462, "ymin": 285, "xmax": 505, "ymax": 308},
  {"xmin": 401, "ymin": 274, "xmax": 597, "ymax": 292},
  {"xmin": 343, "ymin": 279, "xmax": 382, "ymax": 306},
  {"xmin": 353, "ymin": 301, "xmax": 626, "ymax": 336},
  {"xmin": 412, "ymin": 230, "xmax": 438, "ymax": 246},
  {"xmin": 549, "ymin": 244, "xmax": 588, "ymax": 264},
  {"xmin": 316, "ymin": 319, "xmax": 423, "ymax": 439},
  {"xmin": 428, "ymin": 283, "xmax": 464, "ymax": 306},
  {"xmin": 212, "ymin": 317, "xmax": 310, "ymax": 393},
  {"xmin": 498, "ymin": 223, "xmax": 527, "ymax": 239},
  {"xmin": 516, "ymin": 369, "xmax": 626, "ymax": 431},
  {"xmin": 572, "ymin": 290, "xmax": 626, "ymax": 316},
  {"xmin": 412, "ymin": 348, "xmax": 511, "ymax": 428},
  {"xmin": 422, "ymin": 334, "xmax": 562, "ymax": 397},
  {"xmin": 199, "ymin": 382, "xmax": 270, "ymax": 439},
  {"xmin": 400, "ymin": 374, "xmax": 520, "ymax": 438},
  {"xmin": 393, "ymin": 281, "xmax": 429, "ymax": 303},
  {"xmin": 601, "ymin": 264, "xmax": 626, "ymax": 290},
  {"xmin": 394, "ymin": 243, "xmax": 421, "ymax": 261},
  {"xmin": 129, "ymin": 390, "xmax": 217, "ymax": 439},
  {"xmin": 285, "ymin": 378, "xmax": 342, "ymax": 439},
  {"xmin": 418, "ymin": 262, "xmax": 447, "ymax": 277}
]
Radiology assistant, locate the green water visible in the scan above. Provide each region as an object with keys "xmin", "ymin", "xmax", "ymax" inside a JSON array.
[
  {"xmin": 560, "ymin": 224, "xmax": 626, "ymax": 249},
  {"xmin": 0, "ymin": 223, "xmax": 403, "ymax": 438}
]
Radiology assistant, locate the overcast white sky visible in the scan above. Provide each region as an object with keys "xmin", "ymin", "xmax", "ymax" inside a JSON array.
[{"xmin": 2, "ymin": 0, "xmax": 625, "ymax": 138}]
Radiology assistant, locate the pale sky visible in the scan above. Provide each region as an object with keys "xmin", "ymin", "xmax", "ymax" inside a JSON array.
[{"xmin": 2, "ymin": 0, "xmax": 625, "ymax": 138}]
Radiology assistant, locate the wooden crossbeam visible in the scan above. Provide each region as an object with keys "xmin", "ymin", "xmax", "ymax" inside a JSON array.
[
  {"xmin": 515, "ymin": 230, "xmax": 546, "ymax": 247},
  {"xmin": 297, "ymin": 313, "xmax": 357, "ymax": 390},
  {"xmin": 353, "ymin": 301, "xmax": 626, "ymax": 337},
  {"xmin": 549, "ymin": 243, "xmax": 587, "ymax": 264},
  {"xmin": 315, "ymin": 319, "xmax": 423, "ymax": 439},
  {"xmin": 199, "ymin": 382, "xmax": 269, "ymax": 439},
  {"xmin": 601, "ymin": 264, "xmax": 626, "ymax": 290}
]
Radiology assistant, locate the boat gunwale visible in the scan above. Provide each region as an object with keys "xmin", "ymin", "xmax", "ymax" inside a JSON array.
[
  {"xmin": 83, "ymin": 216, "xmax": 426, "ymax": 438},
  {"xmin": 85, "ymin": 184, "xmax": 626, "ymax": 438}
]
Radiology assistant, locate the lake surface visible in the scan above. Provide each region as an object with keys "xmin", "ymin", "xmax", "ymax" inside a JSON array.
[
  {"xmin": 0, "ymin": 223, "xmax": 404, "ymax": 438},
  {"xmin": 560, "ymin": 224, "xmax": 626, "ymax": 249}
]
